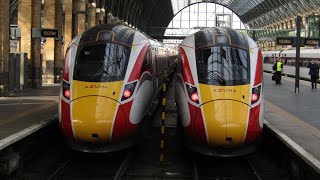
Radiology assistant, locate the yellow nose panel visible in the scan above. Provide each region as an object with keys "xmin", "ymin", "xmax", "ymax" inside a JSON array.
[
  {"xmin": 71, "ymin": 80, "xmax": 123, "ymax": 142},
  {"xmin": 199, "ymin": 84, "xmax": 250, "ymax": 147}
]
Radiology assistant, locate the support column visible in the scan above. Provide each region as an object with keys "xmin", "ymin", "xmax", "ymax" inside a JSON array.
[
  {"xmin": 43, "ymin": 0, "xmax": 56, "ymax": 84},
  {"xmin": 18, "ymin": 0, "xmax": 32, "ymax": 60},
  {"xmin": 31, "ymin": 0, "xmax": 42, "ymax": 88},
  {"xmin": 73, "ymin": 0, "xmax": 86, "ymax": 37},
  {"xmin": 2, "ymin": 0, "xmax": 9, "ymax": 74},
  {"xmin": 107, "ymin": 13, "xmax": 113, "ymax": 24},
  {"xmin": 54, "ymin": 1, "xmax": 64, "ymax": 83},
  {"xmin": 0, "ymin": 0, "xmax": 3, "ymax": 72},
  {"xmin": 88, "ymin": 0, "xmax": 96, "ymax": 28},
  {"xmin": 78, "ymin": 0, "xmax": 86, "ymax": 33},
  {"xmin": 0, "ymin": 0, "xmax": 10, "ymax": 94},
  {"xmin": 72, "ymin": 0, "xmax": 86, "ymax": 37},
  {"xmin": 18, "ymin": 0, "xmax": 32, "ymax": 88},
  {"xmin": 72, "ymin": 0, "xmax": 78, "ymax": 38},
  {"xmin": 64, "ymin": 0, "xmax": 72, "ymax": 53},
  {"xmin": 96, "ymin": 8, "xmax": 101, "ymax": 25},
  {"xmin": 96, "ymin": 0, "xmax": 105, "ymax": 25}
]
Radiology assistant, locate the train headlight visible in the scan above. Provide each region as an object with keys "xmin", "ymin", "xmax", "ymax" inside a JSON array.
[
  {"xmin": 121, "ymin": 81, "xmax": 137, "ymax": 101},
  {"xmin": 186, "ymin": 84, "xmax": 199, "ymax": 104},
  {"xmin": 251, "ymin": 85, "xmax": 261, "ymax": 105},
  {"xmin": 63, "ymin": 81, "xmax": 70, "ymax": 100}
]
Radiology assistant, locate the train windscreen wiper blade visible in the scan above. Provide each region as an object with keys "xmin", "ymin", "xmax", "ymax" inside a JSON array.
[
  {"xmin": 208, "ymin": 72, "xmax": 226, "ymax": 85},
  {"xmin": 215, "ymin": 74, "xmax": 226, "ymax": 85}
]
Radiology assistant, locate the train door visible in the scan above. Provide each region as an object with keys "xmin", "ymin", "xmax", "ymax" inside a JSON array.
[
  {"xmin": 142, "ymin": 47, "xmax": 152, "ymax": 72},
  {"xmin": 151, "ymin": 47, "xmax": 158, "ymax": 91}
]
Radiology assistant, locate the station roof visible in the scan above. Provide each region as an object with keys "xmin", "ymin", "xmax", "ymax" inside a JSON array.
[
  {"xmin": 101, "ymin": 0, "xmax": 320, "ymax": 30},
  {"xmin": 10, "ymin": 0, "xmax": 320, "ymax": 30},
  {"xmin": 167, "ymin": 0, "xmax": 320, "ymax": 28}
]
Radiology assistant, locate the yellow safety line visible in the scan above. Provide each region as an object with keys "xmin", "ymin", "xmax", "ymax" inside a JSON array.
[
  {"xmin": 163, "ymin": 84, "xmax": 167, "ymax": 91},
  {"xmin": 160, "ymin": 69, "xmax": 168, "ymax": 163},
  {"xmin": 161, "ymin": 112, "xmax": 165, "ymax": 120},
  {"xmin": 160, "ymin": 154, "xmax": 164, "ymax": 162},
  {"xmin": 161, "ymin": 126, "xmax": 165, "ymax": 134},
  {"xmin": 162, "ymin": 98, "xmax": 166, "ymax": 106}
]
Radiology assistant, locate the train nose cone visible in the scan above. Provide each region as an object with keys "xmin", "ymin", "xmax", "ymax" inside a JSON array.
[
  {"xmin": 71, "ymin": 96, "xmax": 120, "ymax": 142},
  {"xmin": 200, "ymin": 100, "xmax": 250, "ymax": 147}
]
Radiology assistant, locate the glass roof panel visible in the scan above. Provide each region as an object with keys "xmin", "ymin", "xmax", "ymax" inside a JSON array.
[{"xmin": 170, "ymin": 0, "xmax": 264, "ymax": 16}]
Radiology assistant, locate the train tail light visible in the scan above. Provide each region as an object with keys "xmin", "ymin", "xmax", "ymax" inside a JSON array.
[
  {"xmin": 121, "ymin": 81, "xmax": 137, "ymax": 101},
  {"xmin": 63, "ymin": 81, "xmax": 70, "ymax": 100},
  {"xmin": 251, "ymin": 85, "xmax": 262, "ymax": 105},
  {"xmin": 123, "ymin": 90, "xmax": 131, "ymax": 98},
  {"xmin": 186, "ymin": 84, "xmax": 199, "ymax": 104},
  {"xmin": 190, "ymin": 93, "xmax": 199, "ymax": 102}
]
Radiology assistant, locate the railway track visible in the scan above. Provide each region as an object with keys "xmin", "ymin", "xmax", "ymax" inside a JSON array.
[
  {"xmin": 246, "ymin": 158, "xmax": 263, "ymax": 180},
  {"xmin": 192, "ymin": 150, "xmax": 287, "ymax": 180},
  {"xmin": 4, "ymin": 125, "xmax": 291, "ymax": 180},
  {"xmin": 111, "ymin": 127, "xmax": 195, "ymax": 180},
  {"xmin": 2, "ymin": 113, "xmax": 303, "ymax": 180},
  {"xmin": 113, "ymin": 151, "xmax": 132, "ymax": 180},
  {"xmin": 45, "ymin": 150, "xmax": 129, "ymax": 180}
]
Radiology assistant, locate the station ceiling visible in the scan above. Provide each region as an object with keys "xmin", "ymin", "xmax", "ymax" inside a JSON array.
[
  {"xmin": 10, "ymin": 0, "xmax": 320, "ymax": 30},
  {"xmin": 166, "ymin": 0, "xmax": 320, "ymax": 28}
]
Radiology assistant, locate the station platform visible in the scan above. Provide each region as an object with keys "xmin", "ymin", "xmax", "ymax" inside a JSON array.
[
  {"xmin": 263, "ymin": 71, "xmax": 320, "ymax": 172},
  {"xmin": 0, "ymin": 84, "xmax": 59, "ymax": 151}
]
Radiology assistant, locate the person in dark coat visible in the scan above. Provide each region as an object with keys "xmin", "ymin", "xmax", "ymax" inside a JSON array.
[{"xmin": 307, "ymin": 60, "xmax": 319, "ymax": 89}]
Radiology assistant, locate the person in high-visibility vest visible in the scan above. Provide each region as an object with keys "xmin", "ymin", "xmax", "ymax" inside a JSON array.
[{"xmin": 275, "ymin": 58, "xmax": 283, "ymax": 85}]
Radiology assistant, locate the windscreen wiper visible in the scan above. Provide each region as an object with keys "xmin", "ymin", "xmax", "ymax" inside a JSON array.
[{"xmin": 211, "ymin": 72, "xmax": 226, "ymax": 85}]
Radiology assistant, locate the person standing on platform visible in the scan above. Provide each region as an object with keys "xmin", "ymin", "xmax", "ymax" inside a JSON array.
[
  {"xmin": 307, "ymin": 60, "xmax": 319, "ymax": 89},
  {"xmin": 274, "ymin": 58, "xmax": 283, "ymax": 85}
]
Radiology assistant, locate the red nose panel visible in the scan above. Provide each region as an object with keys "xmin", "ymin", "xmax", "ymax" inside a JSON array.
[
  {"xmin": 244, "ymin": 104, "xmax": 262, "ymax": 144},
  {"xmin": 60, "ymin": 100, "xmax": 74, "ymax": 139},
  {"xmin": 180, "ymin": 47, "xmax": 194, "ymax": 85},
  {"xmin": 111, "ymin": 101, "xmax": 138, "ymax": 142},
  {"xmin": 254, "ymin": 50, "xmax": 263, "ymax": 86},
  {"xmin": 184, "ymin": 103, "xmax": 206, "ymax": 144}
]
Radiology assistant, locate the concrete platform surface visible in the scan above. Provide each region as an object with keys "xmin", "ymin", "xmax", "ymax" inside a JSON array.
[
  {"xmin": 0, "ymin": 84, "xmax": 59, "ymax": 150},
  {"xmin": 263, "ymin": 73, "xmax": 320, "ymax": 172}
]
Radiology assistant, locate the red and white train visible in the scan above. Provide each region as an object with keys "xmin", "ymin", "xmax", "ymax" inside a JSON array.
[
  {"xmin": 59, "ymin": 24, "xmax": 176, "ymax": 152},
  {"xmin": 262, "ymin": 48, "xmax": 320, "ymax": 67},
  {"xmin": 176, "ymin": 27, "xmax": 264, "ymax": 156}
]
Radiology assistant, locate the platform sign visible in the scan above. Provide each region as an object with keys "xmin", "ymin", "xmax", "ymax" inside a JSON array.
[
  {"xmin": 41, "ymin": 28, "xmax": 58, "ymax": 38},
  {"xmin": 276, "ymin": 37, "xmax": 294, "ymax": 45},
  {"xmin": 304, "ymin": 38, "xmax": 320, "ymax": 46}
]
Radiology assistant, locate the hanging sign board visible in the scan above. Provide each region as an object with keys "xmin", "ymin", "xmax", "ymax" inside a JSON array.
[
  {"xmin": 41, "ymin": 28, "xmax": 58, "ymax": 38},
  {"xmin": 304, "ymin": 38, "xmax": 320, "ymax": 46},
  {"xmin": 276, "ymin": 37, "xmax": 294, "ymax": 45}
]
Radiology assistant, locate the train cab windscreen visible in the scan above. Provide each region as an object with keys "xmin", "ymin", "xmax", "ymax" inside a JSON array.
[
  {"xmin": 73, "ymin": 43, "xmax": 130, "ymax": 82},
  {"xmin": 196, "ymin": 46, "xmax": 249, "ymax": 86}
]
